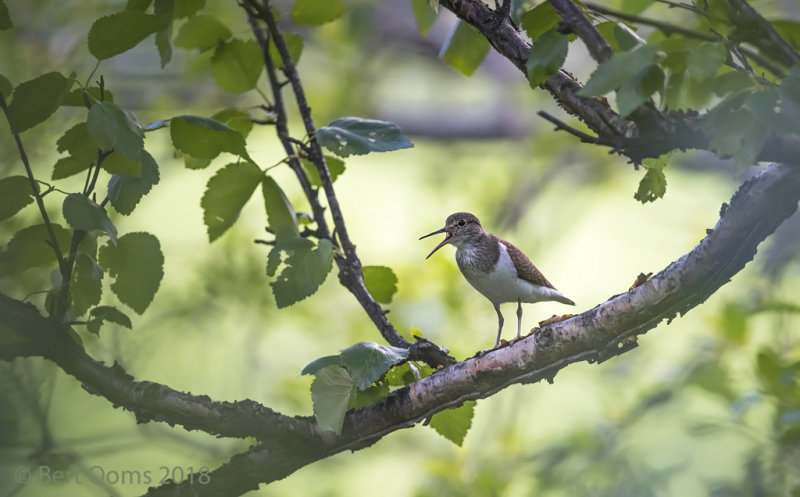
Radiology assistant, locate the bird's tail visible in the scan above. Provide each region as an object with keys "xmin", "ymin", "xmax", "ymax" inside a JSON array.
[{"xmin": 548, "ymin": 288, "xmax": 575, "ymax": 306}]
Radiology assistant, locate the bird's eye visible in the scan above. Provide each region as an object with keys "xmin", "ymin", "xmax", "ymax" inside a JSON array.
[{"xmin": 457, "ymin": 219, "xmax": 467, "ymax": 227}]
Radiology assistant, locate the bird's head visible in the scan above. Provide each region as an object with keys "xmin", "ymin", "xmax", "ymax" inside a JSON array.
[{"xmin": 419, "ymin": 212, "xmax": 483, "ymax": 259}]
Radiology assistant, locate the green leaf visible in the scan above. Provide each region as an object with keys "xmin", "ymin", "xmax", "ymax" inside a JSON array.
[
  {"xmin": 352, "ymin": 379, "xmax": 390, "ymax": 409},
  {"xmin": 174, "ymin": 14, "xmax": 231, "ymax": 51},
  {"xmin": 362, "ymin": 265, "xmax": 398, "ymax": 304},
  {"xmin": 108, "ymin": 150, "xmax": 160, "ymax": 215},
  {"xmin": 1, "ymin": 224, "xmax": 71, "ymax": 274},
  {"xmin": 62, "ymin": 193, "xmax": 118, "ymax": 244},
  {"xmin": 71, "ymin": 252, "xmax": 103, "ymax": 317},
  {"xmin": 299, "ymin": 156, "xmax": 345, "ymax": 187},
  {"xmin": 686, "ymin": 41, "xmax": 728, "ymax": 81},
  {"xmin": 0, "ymin": 0, "xmax": 13, "ymax": 30},
  {"xmin": 98, "ymin": 232, "xmax": 164, "ymax": 314},
  {"xmin": 616, "ymin": 64, "xmax": 664, "ymax": 117},
  {"xmin": 579, "ymin": 43, "xmax": 660, "ymax": 97},
  {"xmin": 709, "ymin": 110, "xmax": 768, "ymax": 166},
  {"xmin": 174, "ymin": 0, "xmax": 205, "ymax": 18},
  {"xmin": 87, "ymin": 11, "xmax": 170, "ymax": 60},
  {"xmin": 429, "ymin": 401, "xmax": 476, "ymax": 446},
  {"xmin": 210, "ymin": 39, "xmax": 262, "ymax": 93},
  {"xmin": 87, "ymin": 101, "xmax": 145, "ymax": 161},
  {"xmin": 310, "ymin": 365, "xmax": 355, "ymax": 434},
  {"xmin": 744, "ymin": 89, "xmax": 800, "ymax": 135},
  {"xmin": 102, "ymin": 151, "xmax": 142, "ymax": 177},
  {"xmin": 270, "ymin": 238, "xmax": 334, "ymax": 308},
  {"xmin": 316, "ymin": 117, "xmax": 413, "ymax": 158},
  {"xmin": 339, "ymin": 341, "xmax": 409, "ymax": 390},
  {"xmin": 520, "ymin": 2, "xmax": 560, "ymax": 41},
  {"xmin": 290, "ymin": 0, "xmax": 346, "ymax": 25},
  {"xmin": 201, "ymin": 161, "xmax": 263, "ymax": 242},
  {"xmin": 410, "ymin": 0, "xmax": 437, "ymax": 35},
  {"xmin": 439, "ymin": 20, "xmax": 490, "ymax": 76},
  {"xmin": 262, "ymin": 176, "xmax": 299, "ymax": 240},
  {"xmin": 154, "ymin": 1, "xmax": 173, "ymax": 68},
  {"xmin": 301, "ymin": 354, "xmax": 345, "ymax": 376},
  {"xmin": 6, "ymin": 72, "xmax": 73, "ymax": 133},
  {"xmin": 53, "ymin": 122, "xmax": 96, "ymax": 180},
  {"xmin": 211, "ymin": 108, "xmax": 253, "ymax": 138},
  {"xmin": 634, "ymin": 150, "xmax": 673, "ymax": 203},
  {"xmin": 0, "ymin": 176, "xmax": 33, "ymax": 221},
  {"xmin": 613, "ymin": 23, "xmax": 641, "ymax": 51},
  {"xmin": 90, "ymin": 305, "xmax": 133, "ymax": 328},
  {"xmin": 170, "ymin": 115, "xmax": 249, "ymax": 161},
  {"xmin": 772, "ymin": 20, "xmax": 800, "ymax": 49},
  {"xmin": 268, "ymin": 32, "xmax": 304, "ymax": 70},
  {"xmin": 0, "ymin": 73, "xmax": 12, "ymax": 98},
  {"xmin": 526, "ymin": 29, "xmax": 568, "ymax": 87}
]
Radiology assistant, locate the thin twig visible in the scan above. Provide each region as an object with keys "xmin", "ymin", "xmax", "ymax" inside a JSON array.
[
  {"xmin": 538, "ymin": 111, "xmax": 605, "ymax": 144},
  {"xmin": 0, "ymin": 92, "xmax": 66, "ymax": 273}
]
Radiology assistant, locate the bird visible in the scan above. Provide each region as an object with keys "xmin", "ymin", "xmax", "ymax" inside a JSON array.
[{"xmin": 420, "ymin": 212, "xmax": 575, "ymax": 348}]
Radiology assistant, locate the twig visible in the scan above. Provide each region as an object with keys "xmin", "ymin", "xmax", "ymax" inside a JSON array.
[
  {"xmin": 0, "ymin": 92, "xmax": 66, "ymax": 273},
  {"xmin": 548, "ymin": 0, "xmax": 613, "ymax": 62},
  {"xmin": 726, "ymin": 0, "xmax": 799, "ymax": 68},
  {"xmin": 654, "ymin": 0, "xmax": 707, "ymax": 16},
  {"xmin": 538, "ymin": 111, "xmax": 604, "ymax": 144}
]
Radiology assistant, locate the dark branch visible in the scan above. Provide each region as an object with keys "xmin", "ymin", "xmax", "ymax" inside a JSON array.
[
  {"xmin": 548, "ymin": 0, "xmax": 613, "ymax": 62},
  {"xmin": 726, "ymin": 0, "xmax": 800, "ymax": 69}
]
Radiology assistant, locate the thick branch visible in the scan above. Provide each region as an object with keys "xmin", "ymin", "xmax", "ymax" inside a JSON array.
[{"xmin": 136, "ymin": 162, "xmax": 800, "ymax": 495}]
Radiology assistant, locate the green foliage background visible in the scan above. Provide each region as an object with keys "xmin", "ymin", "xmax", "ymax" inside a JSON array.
[{"xmin": 1, "ymin": 0, "xmax": 799, "ymax": 496}]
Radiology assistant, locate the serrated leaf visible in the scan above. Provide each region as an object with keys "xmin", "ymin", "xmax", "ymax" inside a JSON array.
[
  {"xmin": 439, "ymin": 20, "xmax": 490, "ymax": 77},
  {"xmin": 71, "ymin": 252, "xmax": 103, "ymax": 317},
  {"xmin": 87, "ymin": 101, "xmax": 145, "ymax": 161},
  {"xmin": 98, "ymin": 232, "xmax": 164, "ymax": 314},
  {"xmin": 90, "ymin": 305, "xmax": 132, "ymax": 328},
  {"xmin": 311, "ymin": 365, "xmax": 355, "ymax": 434},
  {"xmin": 0, "ymin": 0, "xmax": 12, "ymax": 30},
  {"xmin": 290, "ymin": 0, "xmax": 346, "ymax": 25},
  {"xmin": 301, "ymin": 354, "xmax": 345, "ymax": 376},
  {"xmin": 1, "ymin": 224, "xmax": 71, "ymax": 274},
  {"xmin": 686, "ymin": 41, "xmax": 727, "ymax": 81},
  {"xmin": 268, "ymin": 32, "xmax": 304, "ymax": 70},
  {"xmin": 352, "ymin": 380, "xmax": 390, "ymax": 409},
  {"xmin": 317, "ymin": 117, "xmax": 413, "ymax": 158},
  {"xmin": 53, "ymin": 122, "xmax": 96, "ymax": 180},
  {"xmin": 175, "ymin": 14, "xmax": 231, "ymax": 51},
  {"xmin": 174, "ymin": 0, "xmax": 205, "ymax": 18},
  {"xmin": 88, "ymin": 11, "xmax": 170, "ymax": 60},
  {"xmin": 62, "ymin": 194, "xmax": 118, "ymax": 244},
  {"xmin": 299, "ymin": 156, "xmax": 345, "ymax": 187},
  {"xmin": 362, "ymin": 265, "xmax": 398, "ymax": 304},
  {"xmin": 386, "ymin": 361, "xmax": 422, "ymax": 386},
  {"xmin": 155, "ymin": 20, "xmax": 173, "ymax": 68},
  {"xmin": 339, "ymin": 341, "xmax": 409, "ymax": 390},
  {"xmin": 613, "ymin": 23, "xmax": 642, "ymax": 51},
  {"xmin": 202, "ymin": 161, "xmax": 263, "ymax": 242},
  {"xmin": 108, "ymin": 150, "xmax": 160, "ymax": 215},
  {"xmin": 579, "ymin": 43, "xmax": 660, "ymax": 97},
  {"xmin": 526, "ymin": 29, "xmax": 568, "ymax": 87},
  {"xmin": 634, "ymin": 166, "xmax": 667, "ymax": 203},
  {"xmin": 616, "ymin": 64, "xmax": 664, "ymax": 117},
  {"xmin": 102, "ymin": 151, "xmax": 142, "ymax": 177},
  {"xmin": 410, "ymin": 0, "xmax": 437, "ymax": 35},
  {"xmin": 210, "ymin": 39, "xmax": 262, "ymax": 93},
  {"xmin": 429, "ymin": 401, "xmax": 476, "ymax": 446},
  {"xmin": 170, "ymin": 115, "xmax": 249, "ymax": 161},
  {"xmin": 6, "ymin": 72, "xmax": 73, "ymax": 133},
  {"xmin": 520, "ymin": 2, "xmax": 560, "ymax": 41},
  {"xmin": 270, "ymin": 238, "xmax": 333, "ymax": 308},
  {"xmin": 211, "ymin": 109, "xmax": 253, "ymax": 138},
  {"xmin": 262, "ymin": 175, "xmax": 299, "ymax": 240},
  {"xmin": 0, "ymin": 176, "xmax": 33, "ymax": 221}
]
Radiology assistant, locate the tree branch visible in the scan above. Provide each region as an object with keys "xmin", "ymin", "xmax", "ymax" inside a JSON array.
[
  {"xmin": 132, "ymin": 161, "xmax": 800, "ymax": 496},
  {"xmin": 726, "ymin": 0, "xmax": 800, "ymax": 69},
  {"xmin": 548, "ymin": 0, "xmax": 613, "ymax": 62}
]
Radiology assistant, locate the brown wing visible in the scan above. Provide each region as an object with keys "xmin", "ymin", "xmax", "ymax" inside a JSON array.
[{"xmin": 499, "ymin": 238, "xmax": 556, "ymax": 289}]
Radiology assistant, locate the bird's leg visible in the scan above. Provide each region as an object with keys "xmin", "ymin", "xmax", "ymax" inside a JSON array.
[
  {"xmin": 516, "ymin": 299, "xmax": 523, "ymax": 339},
  {"xmin": 493, "ymin": 303, "xmax": 504, "ymax": 348}
]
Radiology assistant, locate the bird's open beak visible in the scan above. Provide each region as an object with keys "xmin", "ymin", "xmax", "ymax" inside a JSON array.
[{"xmin": 420, "ymin": 227, "xmax": 453, "ymax": 259}]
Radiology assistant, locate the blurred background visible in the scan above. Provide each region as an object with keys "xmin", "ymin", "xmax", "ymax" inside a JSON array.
[{"xmin": 1, "ymin": 1, "xmax": 799, "ymax": 496}]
